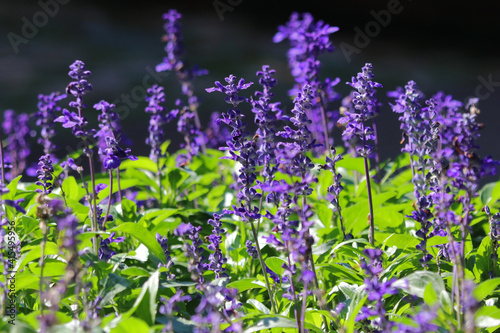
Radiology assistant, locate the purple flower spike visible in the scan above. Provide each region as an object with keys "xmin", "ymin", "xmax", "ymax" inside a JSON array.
[
  {"xmin": 145, "ymin": 85, "xmax": 178, "ymax": 162},
  {"xmin": 98, "ymin": 232, "xmax": 125, "ymax": 262},
  {"xmin": 66, "ymin": 60, "xmax": 92, "ymax": 110},
  {"xmin": 34, "ymin": 92, "xmax": 66, "ymax": 155},
  {"xmin": 357, "ymin": 248, "xmax": 398, "ymax": 331},
  {"xmin": 2, "ymin": 110, "xmax": 30, "ymax": 179},
  {"xmin": 338, "ymin": 63, "xmax": 382, "ymax": 158},
  {"xmin": 35, "ymin": 154, "xmax": 54, "ymax": 195}
]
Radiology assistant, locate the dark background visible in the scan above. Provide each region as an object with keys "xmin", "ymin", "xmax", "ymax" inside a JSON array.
[{"xmin": 1, "ymin": 0, "xmax": 500, "ymax": 170}]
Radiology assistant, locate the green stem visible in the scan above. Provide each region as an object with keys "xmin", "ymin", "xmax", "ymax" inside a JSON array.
[
  {"xmin": 363, "ymin": 156, "xmax": 375, "ymax": 246},
  {"xmin": 87, "ymin": 153, "xmax": 99, "ymax": 255},
  {"xmin": 156, "ymin": 159, "xmax": 163, "ymax": 207},
  {"xmin": 0, "ymin": 129, "xmax": 5, "ymax": 185},
  {"xmin": 102, "ymin": 170, "xmax": 113, "ymax": 229},
  {"xmin": 39, "ymin": 218, "xmax": 48, "ymax": 319},
  {"xmin": 249, "ymin": 219, "xmax": 277, "ymax": 314}
]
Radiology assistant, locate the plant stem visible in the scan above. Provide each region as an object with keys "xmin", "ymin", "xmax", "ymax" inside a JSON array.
[
  {"xmin": 116, "ymin": 169, "xmax": 122, "ymax": 202},
  {"xmin": 102, "ymin": 170, "xmax": 113, "ymax": 229},
  {"xmin": 249, "ymin": 219, "xmax": 277, "ymax": 314},
  {"xmin": 39, "ymin": 218, "xmax": 48, "ymax": 317},
  {"xmin": 87, "ymin": 153, "xmax": 99, "ymax": 255},
  {"xmin": 285, "ymin": 245, "xmax": 301, "ymax": 332},
  {"xmin": 156, "ymin": 159, "xmax": 163, "ymax": 207},
  {"xmin": 0, "ymin": 129, "xmax": 5, "ymax": 184},
  {"xmin": 364, "ymin": 156, "xmax": 375, "ymax": 246}
]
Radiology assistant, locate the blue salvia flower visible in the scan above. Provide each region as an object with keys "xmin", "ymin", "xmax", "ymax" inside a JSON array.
[
  {"xmin": 338, "ymin": 63, "xmax": 382, "ymax": 158},
  {"xmin": 274, "ymin": 12, "xmax": 341, "ymax": 148},
  {"xmin": 174, "ymin": 222, "xmax": 207, "ymax": 284},
  {"xmin": 55, "ymin": 60, "xmax": 95, "ymax": 146},
  {"xmin": 322, "ymin": 147, "xmax": 349, "ymax": 239},
  {"xmin": 98, "ymin": 232, "xmax": 125, "ymax": 262},
  {"xmin": 98, "ymin": 136, "xmax": 137, "ymax": 170},
  {"xmin": 206, "ymin": 75, "xmax": 259, "ymax": 217},
  {"xmin": 389, "ymin": 81, "xmax": 438, "ymax": 266},
  {"xmin": 356, "ymin": 248, "xmax": 398, "ymax": 332},
  {"xmin": 156, "ymin": 233, "xmax": 175, "ymax": 278},
  {"xmin": 205, "ymin": 111, "xmax": 231, "ymax": 150},
  {"xmin": 156, "ymin": 9, "xmax": 208, "ymax": 163},
  {"xmin": 245, "ymin": 240, "xmax": 258, "ymax": 260},
  {"xmin": 144, "ymin": 84, "xmax": 179, "ymax": 162},
  {"xmin": 251, "ymin": 65, "xmax": 285, "ymax": 185},
  {"xmin": 191, "ymin": 284, "xmax": 241, "ymax": 333},
  {"xmin": 485, "ymin": 206, "xmax": 500, "ymax": 277},
  {"xmin": 94, "ymin": 101, "xmax": 124, "ymax": 167},
  {"xmin": 397, "ymin": 305, "xmax": 439, "ymax": 332},
  {"xmin": 34, "ymin": 92, "xmax": 66, "ymax": 155},
  {"xmin": 339, "ymin": 91, "xmax": 358, "ymax": 156},
  {"xmin": 35, "ymin": 154, "xmax": 54, "ymax": 195},
  {"xmin": 207, "ymin": 213, "xmax": 228, "ymax": 278},
  {"xmin": 2, "ymin": 110, "xmax": 30, "ymax": 179},
  {"xmin": 159, "ymin": 290, "xmax": 192, "ymax": 333}
]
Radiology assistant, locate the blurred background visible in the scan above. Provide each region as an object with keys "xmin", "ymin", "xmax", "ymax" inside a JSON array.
[{"xmin": 1, "ymin": 0, "xmax": 500, "ymax": 173}]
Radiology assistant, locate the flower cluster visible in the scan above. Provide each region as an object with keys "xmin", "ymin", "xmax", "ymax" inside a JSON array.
[
  {"xmin": 98, "ymin": 232, "xmax": 125, "ymax": 262},
  {"xmin": 322, "ymin": 147, "xmax": 349, "ymax": 239},
  {"xmin": 34, "ymin": 92, "xmax": 66, "ymax": 155},
  {"xmin": 156, "ymin": 9, "xmax": 208, "ymax": 164},
  {"xmin": 274, "ymin": 12, "xmax": 340, "ymax": 148},
  {"xmin": 2, "ymin": 110, "xmax": 30, "ymax": 179},
  {"xmin": 98, "ymin": 136, "xmax": 137, "ymax": 170},
  {"xmin": 144, "ymin": 85, "xmax": 178, "ymax": 162},
  {"xmin": 207, "ymin": 213, "xmax": 228, "ymax": 278},
  {"xmin": 389, "ymin": 81, "xmax": 438, "ymax": 266},
  {"xmin": 174, "ymin": 223, "xmax": 207, "ymax": 284},
  {"xmin": 357, "ymin": 248, "xmax": 398, "ymax": 331},
  {"xmin": 338, "ymin": 63, "xmax": 382, "ymax": 158},
  {"xmin": 35, "ymin": 154, "xmax": 54, "ymax": 195},
  {"xmin": 55, "ymin": 60, "xmax": 95, "ymax": 144}
]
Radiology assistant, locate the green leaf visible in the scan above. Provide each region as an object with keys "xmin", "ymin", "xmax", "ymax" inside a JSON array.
[
  {"xmin": 247, "ymin": 299, "xmax": 271, "ymax": 315},
  {"xmin": 314, "ymin": 202, "xmax": 333, "ymax": 228},
  {"xmin": 133, "ymin": 270, "xmax": 159, "ymax": 326},
  {"xmin": 227, "ymin": 278, "xmax": 266, "ymax": 292},
  {"xmin": 110, "ymin": 317, "xmax": 150, "ymax": 333},
  {"xmin": 487, "ymin": 180, "xmax": 500, "ymax": 206},
  {"xmin": 474, "ymin": 278, "xmax": 500, "ymax": 301},
  {"xmin": 346, "ymin": 295, "xmax": 368, "ymax": 333},
  {"xmin": 99, "ymin": 273, "xmax": 133, "ymax": 307},
  {"xmin": 120, "ymin": 267, "xmax": 151, "ymax": 277},
  {"xmin": 20, "ymin": 216, "xmax": 39, "ymax": 236},
  {"xmin": 475, "ymin": 306, "xmax": 500, "ymax": 328},
  {"xmin": 474, "ymin": 236, "xmax": 493, "ymax": 281},
  {"xmin": 395, "ymin": 270, "xmax": 450, "ymax": 311},
  {"xmin": 342, "ymin": 192, "xmax": 397, "ymax": 236},
  {"xmin": 376, "ymin": 233, "xmax": 419, "ymax": 250},
  {"xmin": 108, "ymin": 223, "xmax": 166, "ymax": 263},
  {"xmin": 14, "ymin": 242, "xmax": 60, "ymax": 273},
  {"xmin": 118, "ymin": 198, "xmax": 138, "ymax": 222},
  {"xmin": 61, "ymin": 176, "xmax": 86, "ymax": 201},
  {"xmin": 265, "ymin": 257, "xmax": 287, "ymax": 277},
  {"xmin": 97, "ymin": 179, "xmax": 139, "ymax": 204},
  {"xmin": 29, "ymin": 260, "xmax": 66, "ymax": 277},
  {"xmin": 423, "ymin": 282, "xmax": 438, "ymax": 306},
  {"xmin": 242, "ymin": 314, "xmax": 322, "ymax": 333},
  {"xmin": 187, "ymin": 187, "xmax": 209, "ymax": 201},
  {"xmin": 5, "ymin": 175, "xmax": 22, "ymax": 200}
]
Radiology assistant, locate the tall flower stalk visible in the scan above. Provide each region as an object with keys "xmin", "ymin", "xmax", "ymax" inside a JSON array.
[
  {"xmin": 156, "ymin": 9, "xmax": 208, "ymax": 164},
  {"xmin": 54, "ymin": 60, "xmax": 99, "ymax": 255},
  {"xmin": 144, "ymin": 85, "xmax": 178, "ymax": 206},
  {"xmin": 338, "ymin": 63, "xmax": 382, "ymax": 245},
  {"xmin": 206, "ymin": 75, "xmax": 278, "ymax": 313},
  {"xmin": 274, "ymin": 12, "xmax": 341, "ymax": 151}
]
